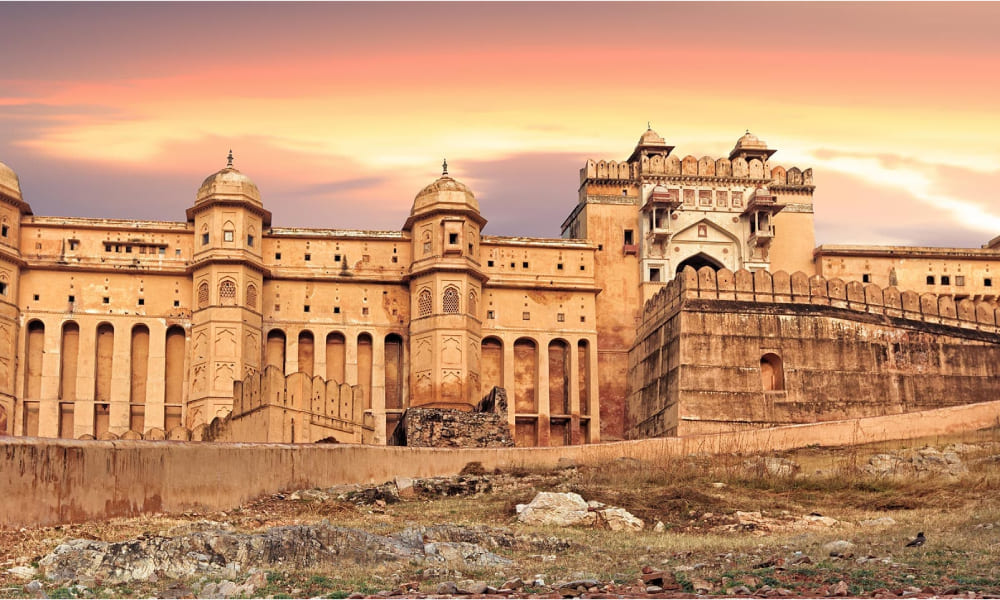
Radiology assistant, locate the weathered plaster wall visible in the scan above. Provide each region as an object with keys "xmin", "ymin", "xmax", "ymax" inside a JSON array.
[
  {"xmin": 3, "ymin": 399, "xmax": 1000, "ymax": 529},
  {"xmin": 628, "ymin": 266, "xmax": 1000, "ymax": 438}
]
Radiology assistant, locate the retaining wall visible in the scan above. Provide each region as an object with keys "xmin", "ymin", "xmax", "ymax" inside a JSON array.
[{"xmin": 3, "ymin": 399, "xmax": 1000, "ymax": 529}]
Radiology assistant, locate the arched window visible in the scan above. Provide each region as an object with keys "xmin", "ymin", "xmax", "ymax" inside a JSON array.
[
  {"xmin": 246, "ymin": 283, "xmax": 258, "ymax": 309},
  {"xmin": 222, "ymin": 220, "xmax": 235, "ymax": 243},
  {"xmin": 197, "ymin": 282, "xmax": 209, "ymax": 308},
  {"xmin": 760, "ymin": 353, "xmax": 784, "ymax": 392},
  {"xmin": 468, "ymin": 290, "xmax": 478, "ymax": 317},
  {"xmin": 442, "ymin": 286, "xmax": 459, "ymax": 313},
  {"xmin": 418, "ymin": 288, "xmax": 432, "ymax": 317},
  {"xmin": 219, "ymin": 280, "xmax": 237, "ymax": 305}
]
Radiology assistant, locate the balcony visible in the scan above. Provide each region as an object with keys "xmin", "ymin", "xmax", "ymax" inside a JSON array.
[{"xmin": 623, "ymin": 243, "xmax": 639, "ymax": 256}]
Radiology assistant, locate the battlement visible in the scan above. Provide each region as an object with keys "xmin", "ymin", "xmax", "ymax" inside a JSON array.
[
  {"xmin": 581, "ymin": 157, "xmax": 813, "ymax": 188},
  {"xmin": 640, "ymin": 266, "xmax": 1000, "ymax": 338}
]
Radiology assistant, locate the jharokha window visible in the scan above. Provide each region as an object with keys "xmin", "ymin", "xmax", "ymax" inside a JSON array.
[
  {"xmin": 219, "ymin": 280, "xmax": 237, "ymax": 305},
  {"xmin": 418, "ymin": 288, "xmax": 432, "ymax": 317},
  {"xmin": 197, "ymin": 282, "xmax": 209, "ymax": 308},
  {"xmin": 442, "ymin": 287, "xmax": 460, "ymax": 313}
]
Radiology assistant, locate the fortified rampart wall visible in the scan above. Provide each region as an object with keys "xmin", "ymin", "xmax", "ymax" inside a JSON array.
[
  {"xmin": 582, "ymin": 157, "xmax": 813, "ymax": 187},
  {"xmin": 628, "ymin": 267, "xmax": 1000, "ymax": 438},
  {"xmin": 3, "ymin": 399, "xmax": 1000, "ymax": 529}
]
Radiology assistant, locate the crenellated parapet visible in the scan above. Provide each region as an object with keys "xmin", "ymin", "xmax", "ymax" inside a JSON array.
[
  {"xmin": 580, "ymin": 156, "xmax": 813, "ymax": 189},
  {"xmin": 639, "ymin": 266, "xmax": 1000, "ymax": 338}
]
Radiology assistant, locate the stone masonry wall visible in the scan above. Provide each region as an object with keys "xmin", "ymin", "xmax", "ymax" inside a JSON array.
[
  {"xmin": 389, "ymin": 387, "xmax": 514, "ymax": 447},
  {"xmin": 627, "ymin": 267, "xmax": 1000, "ymax": 438}
]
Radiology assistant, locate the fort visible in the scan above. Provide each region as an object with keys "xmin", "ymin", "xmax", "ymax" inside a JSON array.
[{"xmin": 1, "ymin": 128, "xmax": 999, "ymax": 448}]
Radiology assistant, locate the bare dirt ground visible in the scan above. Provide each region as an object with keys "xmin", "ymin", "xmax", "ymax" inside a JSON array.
[{"xmin": 2, "ymin": 428, "xmax": 999, "ymax": 599}]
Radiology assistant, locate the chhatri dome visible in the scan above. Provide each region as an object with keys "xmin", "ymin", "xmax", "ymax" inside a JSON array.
[
  {"xmin": 638, "ymin": 126, "xmax": 666, "ymax": 146},
  {"xmin": 0, "ymin": 160, "xmax": 23, "ymax": 201},
  {"xmin": 195, "ymin": 150, "xmax": 262, "ymax": 206},
  {"xmin": 410, "ymin": 159, "xmax": 480, "ymax": 216}
]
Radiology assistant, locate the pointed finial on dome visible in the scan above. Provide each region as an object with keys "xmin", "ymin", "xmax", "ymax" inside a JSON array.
[
  {"xmin": 442, "ymin": 158, "xmax": 448, "ymax": 176},
  {"xmin": 746, "ymin": 128, "xmax": 750, "ymax": 135},
  {"xmin": 648, "ymin": 121, "xmax": 652, "ymax": 130},
  {"xmin": 226, "ymin": 149, "xmax": 234, "ymax": 168}
]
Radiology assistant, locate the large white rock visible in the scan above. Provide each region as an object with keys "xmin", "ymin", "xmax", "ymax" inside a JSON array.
[
  {"xmin": 516, "ymin": 492, "xmax": 593, "ymax": 527},
  {"xmin": 598, "ymin": 507, "xmax": 644, "ymax": 531}
]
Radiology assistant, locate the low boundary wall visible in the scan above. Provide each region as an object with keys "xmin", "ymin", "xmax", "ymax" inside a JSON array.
[{"xmin": 3, "ymin": 399, "xmax": 1000, "ymax": 529}]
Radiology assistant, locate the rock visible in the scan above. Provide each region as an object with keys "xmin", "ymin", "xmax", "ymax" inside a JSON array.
[
  {"xmin": 500, "ymin": 578, "xmax": 524, "ymax": 590},
  {"xmin": 859, "ymin": 516, "xmax": 896, "ymax": 527},
  {"xmin": 801, "ymin": 514, "xmax": 838, "ymax": 527},
  {"xmin": 830, "ymin": 580, "xmax": 850, "ymax": 596},
  {"xmin": 791, "ymin": 555, "xmax": 813, "ymax": 565},
  {"xmin": 745, "ymin": 456, "xmax": 800, "ymax": 477},
  {"xmin": 645, "ymin": 585, "xmax": 663, "ymax": 593},
  {"xmin": 690, "ymin": 578, "xmax": 713, "ymax": 594},
  {"xmin": 823, "ymin": 540, "xmax": 855, "ymax": 556},
  {"xmin": 532, "ymin": 574, "xmax": 546, "ymax": 587},
  {"xmin": 517, "ymin": 492, "xmax": 593, "ymax": 527},
  {"xmin": 394, "ymin": 477, "xmax": 416, "ymax": 499},
  {"xmin": 641, "ymin": 571, "xmax": 677, "ymax": 589},
  {"xmin": 25, "ymin": 580, "xmax": 47, "ymax": 599},
  {"xmin": 727, "ymin": 585, "xmax": 753, "ymax": 595},
  {"xmin": 586, "ymin": 500, "xmax": 606, "ymax": 510},
  {"xmin": 458, "ymin": 580, "xmax": 488, "ymax": 595},
  {"xmin": 436, "ymin": 582, "xmax": 459, "ymax": 595},
  {"xmin": 597, "ymin": 507, "xmax": 644, "ymax": 531},
  {"xmin": 7, "ymin": 566, "xmax": 38, "ymax": 580}
]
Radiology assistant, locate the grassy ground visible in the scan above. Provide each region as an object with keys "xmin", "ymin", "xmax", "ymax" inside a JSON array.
[{"xmin": 2, "ymin": 428, "xmax": 999, "ymax": 598}]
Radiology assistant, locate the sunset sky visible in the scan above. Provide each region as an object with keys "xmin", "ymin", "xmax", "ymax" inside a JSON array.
[{"xmin": 1, "ymin": 2, "xmax": 999, "ymax": 245}]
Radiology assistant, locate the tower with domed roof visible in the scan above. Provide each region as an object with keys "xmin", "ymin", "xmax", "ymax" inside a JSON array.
[
  {"xmin": 185, "ymin": 152, "xmax": 271, "ymax": 427},
  {"xmin": 0, "ymin": 160, "xmax": 30, "ymax": 433},
  {"xmin": 403, "ymin": 161, "xmax": 487, "ymax": 410}
]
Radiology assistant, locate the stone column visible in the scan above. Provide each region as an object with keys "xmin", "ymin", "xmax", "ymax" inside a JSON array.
[
  {"xmin": 285, "ymin": 327, "xmax": 300, "ymax": 375},
  {"xmin": 144, "ymin": 321, "xmax": 166, "ymax": 431},
  {"xmin": 502, "ymin": 335, "xmax": 516, "ymax": 431},
  {"xmin": 371, "ymin": 333, "xmax": 386, "ymax": 444},
  {"xmin": 109, "ymin": 321, "xmax": 132, "ymax": 434},
  {"xmin": 536, "ymin": 336, "xmax": 550, "ymax": 446},
  {"xmin": 74, "ymin": 319, "xmax": 96, "ymax": 438},
  {"xmin": 568, "ymin": 339, "xmax": 581, "ymax": 445},
  {"xmin": 587, "ymin": 335, "xmax": 600, "ymax": 442}
]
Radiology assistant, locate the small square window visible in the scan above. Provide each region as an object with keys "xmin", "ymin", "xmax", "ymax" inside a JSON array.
[
  {"xmin": 274, "ymin": 304, "xmax": 281, "ymax": 312},
  {"xmin": 0, "ymin": 282, "xmax": 6, "ymax": 295},
  {"xmin": 580, "ymin": 316, "xmax": 586, "ymax": 322},
  {"xmin": 448, "ymin": 233, "xmax": 458, "ymax": 244},
  {"xmin": 362, "ymin": 306, "xmax": 369, "ymax": 316},
  {"xmin": 247, "ymin": 235, "xmax": 254, "ymax": 247},
  {"xmin": 986, "ymin": 278, "xmax": 993, "ymax": 287},
  {"xmin": 510, "ymin": 262, "xmax": 516, "ymax": 268},
  {"xmin": 201, "ymin": 233, "xmax": 209, "ymax": 245},
  {"xmin": 175, "ymin": 248, "xmax": 181, "ymax": 256},
  {"xmin": 0, "ymin": 224, "xmax": 7, "ymax": 237},
  {"xmin": 105, "ymin": 244, "xmax": 112, "ymax": 252},
  {"xmin": 334, "ymin": 306, "xmax": 341, "ymax": 314},
  {"xmin": 68, "ymin": 295, "xmax": 75, "ymax": 302},
  {"xmin": 956, "ymin": 275, "xmax": 965, "ymax": 286},
  {"xmin": 862, "ymin": 274, "xmax": 871, "ymax": 283},
  {"xmin": 33, "ymin": 294, "xmax": 39, "ymax": 301},
  {"xmin": 223, "ymin": 231, "xmax": 234, "ymax": 242},
  {"xmin": 926, "ymin": 275, "xmax": 935, "ymax": 285},
  {"xmin": 334, "ymin": 254, "xmax": 342, "ymax": 262},
  {"xmin": 557, "ymin": 263, "xmax": 563, "ymax": 270},
  {"xmin": 624, "ymin": 229, "xmax": 634, "ymax": 245},
  {"xmin": 68, "ymin": 240, "xmax": 79, "ymax": 251},
  {"xmin": 598, "ymin": 244, "xmax": 603, "ymax": 251},
  {"xmin": 115, "ymin": 245, "xmax": 121, "ymax": 252},
  {"xmin": 125, "ymin": 245, "xmax": 132, "ymax": 253},
  {"xmin": 304, "ymin": 253, "xmax": 311, "ymax": 261},
  {"xmin": 159, "ymin": 246, "xmax": 166, "ymax": 255},
  {"xmin": 941, "ymin": 275, "xmax": 951, "ymax": 285},
  {"xmin": 304, "ymin": 305, "xmax": 310, "ymax": 313},
  {"xmin": 580, "ymin": 265, "xmax": 585, "ymax": 271},
  {"xmin": 522, "ymin": 311, "xmax": 530, "ymax": 320},
  {"xmin": 139, "ymin": 246, "xmax": 147, "ymax": 254},
  {"xmin": 487, "ymin": 310, "xmax": 495, "ymax": 319},
  {"xmin": 487, "ymin": 260, "xmax": 494, "ymax": 267},
  {"xmin": 138, "ymin": 298, "xmax": 145, "ymax": 306},
  {"xmin": 557, "ymin": 313, "xmax": 565, "ymax": 322},
  {"xmin": 173, "ymin": 300, "xmax": 180, "ymax": 307},
  {"xmin": 391, "ymin": 256, "xmax": 398, "ymax": 263},
  {"xmin": 275, "ymin": 252, "xmax": 282, "ymax": 260},
  {"xmin": 102, "ymin": 297, "xmax": 110, "ymax": 304},
  {"xmin": 522, "ymin": 261, "xmax": 529, "ymax": 268}
]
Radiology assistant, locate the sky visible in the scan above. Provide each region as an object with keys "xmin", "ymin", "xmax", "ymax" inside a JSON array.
[{"xmin": 1, "ymin": 2, "xmax": 999, "ymax": 246}]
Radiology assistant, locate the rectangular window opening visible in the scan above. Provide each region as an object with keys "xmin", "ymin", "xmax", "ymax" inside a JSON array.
[
  {"xmin": 102, "ymin": 297, "xmax": 110, "ymax": 304},
  {"xmin": 448, "ymin": 233, "xmax": 458, "ymax": 244},
  {"xmin": 487, "ymin": 310, "xmax": 495, "ymax": 319},
  {"xmin": 650, "ymin": 268, "xmax": 661, "ymax": 282},
  {"xmin": 137, "ymin": 298, "xmax": 145, "ymax": 306},
  {"xmin": 557, "ymin": 263, "xmax": 563, "ymax": 270},
  {"xmin": 201, "ymin": 233, "xmax": 209, "ymax": 246},
  {"xmin": 862, "ymin": 274, "xmax": 871, "ymax": 283},
  {"xmin": 522, "ymin": 311, "xmax": 530, "ymax": 320},
  {"xmin": 68, "ymin": 295, "xmax": 75, "ymax": 303},
  {"xmin": 333, "ymin": 306, "xmax": 341, "ymax": 314},
  {"xmin": 223, "ymin": 231, "xmax": 234, "ymax": 242},
  {"xmin": 362, "ymin": 306, "xmax": 369, "ymax": 316},
  {"xmin": 522, "ymin": 261, "xmax": 529, "ymax": 268},
  {"xmin": 0, "ymin": 282, "xmax": 6, "ymax": 295},
  {"xmin": 275, "ymin": 252, "xmax": 282, "ymax": 260},
  {"xmin": 334, "ymin": 254, "xmax": 341, "ymax": 262},
  {"xmin": 173, "ymin": 300, "xmax": 180, "ymax": 307},
  {"xmin": 304, "ymin": 253, "xmax": 311, "ymax": 261},
  {"xmin": 247, "ymin": 235, "xmax": 254, "ymax": 247},
  {"xmin": 0, "ymin": 224, "xmax": 7, "ymax": 237},
  {"xmin": 487, "ymin": 260, "xmax": 494, "ymax": 267},
  {"xmin": 557, "ymin": 313, "xmax": 565, "ymax": 322},
  {"xmin": 304, "ymin": 305, "xmax": 310, "ymax": 313},
  {"xmin": 956, "ymin": 275, "xmax": 965, "ymax": 286},
  {"xmin": 986, "ymin": 278, "xmax": 993, "ymax": 287},
  {"xmin": 941, "ymin": 275, "xmax": 951, "ymax": 285},
  {"xmin": 926, "ymin": 275, "xmax": 935, "ymax": 285},
  {"xmin": 624, "ymin": 229, "xmax": 634, "ymax": 245},
  {"xmin": 32, "ymin": 294, "xmax": 39, "ymax": 301}
]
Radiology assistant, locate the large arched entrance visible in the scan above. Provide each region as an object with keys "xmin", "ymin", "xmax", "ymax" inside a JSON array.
[{"xmin": 676, "ymin": 252, "xmax": 724, "ymax": 274}]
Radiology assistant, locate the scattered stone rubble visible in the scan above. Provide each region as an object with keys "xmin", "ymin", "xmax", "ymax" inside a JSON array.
[
  {"xmin": 515, "ymin": 492, "xmax": 644, "ymax": 531},
  {"xmin": 37, "ymin": 522, "xmax": 568, "ymax": 586},
  {"xmin": 863, "ymin": 444, "xmax": 980, "ymax": 479}
]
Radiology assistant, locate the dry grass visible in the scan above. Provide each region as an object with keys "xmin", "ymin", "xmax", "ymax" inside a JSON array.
[{"xmin": 2, "ymin": 428, "xmax": 1000, "ymax": 597}]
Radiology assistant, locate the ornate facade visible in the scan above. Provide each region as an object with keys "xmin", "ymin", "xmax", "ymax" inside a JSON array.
[{"xmin": 2, "ymin": 128, "xmax": 997, "ymax": 444}]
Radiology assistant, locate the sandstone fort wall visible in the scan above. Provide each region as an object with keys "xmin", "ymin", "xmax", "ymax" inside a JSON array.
[
  {"xmin": 3, "ymin": 399, "xmax": 1000, "ymax": 529},
  {"xmin": 628, "ymin": 267, "xmax": 1000, "ymax": 438}
]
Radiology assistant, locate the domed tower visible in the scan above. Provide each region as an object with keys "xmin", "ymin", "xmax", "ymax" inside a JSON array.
[
  {"xmin": 0, "ymin": 161, "xmax": 30, "ymax": 434},
  {"xmin": 402, "ymin": 161, "xmax": 487, "ymax": 409},
  {"xmin": 185, "ymin": 152, "xmax": 271, "ymax": 427}
]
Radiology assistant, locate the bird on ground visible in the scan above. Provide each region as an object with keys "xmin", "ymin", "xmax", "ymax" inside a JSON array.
[{"xmin": 905, "ymin": 532, "xmax": 926, "ymax": 547}]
